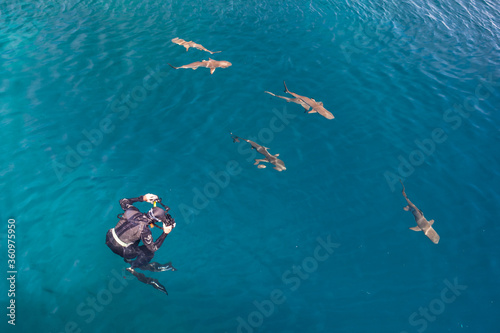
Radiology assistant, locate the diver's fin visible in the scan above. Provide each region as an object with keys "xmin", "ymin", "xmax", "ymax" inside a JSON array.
[
  {"xmin": 139, "ymin": 262, "xmax": 177, "ymax": 272},
  {"xmin": 126, "ymin": 268, "xmax": 168, "ymax": 295},
  {"xmin": 409, "ymin": 226, "xmax": 421, "ymax": 232}
]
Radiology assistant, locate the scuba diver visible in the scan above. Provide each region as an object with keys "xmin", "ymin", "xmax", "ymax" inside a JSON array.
[{"xmin": 105, "ymin": 193, "xmax": 176, "ymax": 295}]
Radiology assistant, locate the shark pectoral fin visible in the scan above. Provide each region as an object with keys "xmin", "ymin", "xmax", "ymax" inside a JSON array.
[
  {"xmin": 254, "ymin": 159, "xmax": 268, "ymax": 165},
  {"xmin": 210, "ymin": 68, "xmax": 215, "ymax": 74},
  {"xmin": 429, "ymin": 219, "xmax": 435, "ymax": 225},
  {"xmin": 319, "ymin": 101, "xmax": 324, "ymax": 106},
  {"xmin": 307, "ymin": 110, "xmax": 317, "ymax": 114},
  {"xmin": 409, "ymin": 226, "xmax": 421, "ymax": 232},
  {"xmin": 257, "ymin": 164, "xmax": 267, "ymax": 169}
]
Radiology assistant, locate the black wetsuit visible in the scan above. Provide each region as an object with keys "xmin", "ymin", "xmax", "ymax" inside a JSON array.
[{"xmin": 105, "ymin": 196, "xmax": 167, "ymax": 269}]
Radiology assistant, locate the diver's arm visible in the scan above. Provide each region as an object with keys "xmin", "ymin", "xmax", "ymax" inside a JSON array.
[
  {"xmin": 141, "ymin": 227, "xmax": 167, "ymax": 253},
  {"xmin": 119, "ymin": 194, "xmax": 158, "ymax": 211},
  {"xmin": 119, "ymin": 196, "xmax": 144, "ymax": 211}
]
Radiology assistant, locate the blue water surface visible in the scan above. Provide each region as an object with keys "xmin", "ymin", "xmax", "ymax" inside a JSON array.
[{"xmin": 1, "ymin": 0, "xmax": 499, "ymax": 332}]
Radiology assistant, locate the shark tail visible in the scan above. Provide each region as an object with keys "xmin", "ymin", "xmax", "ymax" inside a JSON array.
[
  {"xmin": 168, "ymin": 63, "xmax": 178, "ymax": 70},
  {"xmin": 230, "ymin": 132, "xmax": 240, "ymax": 143}
]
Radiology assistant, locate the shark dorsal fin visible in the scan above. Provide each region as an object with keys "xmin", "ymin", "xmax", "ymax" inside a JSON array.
[{"xmin": 429, "ymin": 219, "xmax": 434, "ymax": 225}]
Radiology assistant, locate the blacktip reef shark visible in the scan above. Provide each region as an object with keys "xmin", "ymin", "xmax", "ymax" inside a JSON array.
[
  {"xmin": 264, "ymin": 91, "xmax": 311, "ymax": 112},
  {"xmin": 283, "ymin": 81, "xmax": 335, "ymax": 119},
  {"xmin": 168, "ymin": 59, "xmax": 232, "ymax": 74},
  {"xmin": 231, "ymin": 133, "xmax": 286, "ymax": 171},
  {"xmin": 171, "ymin": 37, "xmax": 221, "ymax": 54},
  {"xmin": 400, "ymin": 180, "xmax": 440, "ymax": 244}
]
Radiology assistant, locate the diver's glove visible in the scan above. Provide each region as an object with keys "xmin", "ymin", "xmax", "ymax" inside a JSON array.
[{"xmin": 143, "ymin": 193, "xmax": 159, "ymax": 204}]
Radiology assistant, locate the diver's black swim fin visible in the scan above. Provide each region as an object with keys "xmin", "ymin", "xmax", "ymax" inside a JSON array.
[
  {"xmin": 139, "ymin": 262, "xmax": 177, "ymax": 272},
  {"xmin": 126, "ymin": 268, "xmax": 168, "ymax": 295}
]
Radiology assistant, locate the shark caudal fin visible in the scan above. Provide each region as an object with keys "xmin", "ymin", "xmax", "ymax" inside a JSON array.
[
  {"xmin": 168, "ymin": 63, "xmax": 178, "ymax": 69},
  {"xmin": 230, "ymin": 133, "xmax": 240, "ymax": 143}
]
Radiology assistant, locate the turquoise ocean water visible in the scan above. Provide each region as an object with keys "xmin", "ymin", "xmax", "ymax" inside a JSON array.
[{"xmin": 1, "ymin": 0, "xmax": 499, "ymax": 332}]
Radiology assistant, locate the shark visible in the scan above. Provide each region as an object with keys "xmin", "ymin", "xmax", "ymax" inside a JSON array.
[
  {"xmin": 283, "ymin": 81, "xmax": 334, "ymax": 119},
  {"xmin": 168, "ymin": 59, "xmax": 232, "ymax": 74},
  {"xmin": 231, "ymin": 133, "xmax": 286, "ymax": 171},
  {"xmin": 400, "ymin": 180, "xmax": 440, "ymax": 244},
  {"xmin": 264, "ymin": 91, "xmax": 311, "ymax": 112},
  {"xmin": 171, "ymin": 37, "xmax": 221, "ymax": 54}
]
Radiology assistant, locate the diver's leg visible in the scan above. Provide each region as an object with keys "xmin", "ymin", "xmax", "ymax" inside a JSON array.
[
  {"xmin": 131, "ymin": 245, "xmax": 176, "ymax": 272},
  {"xmin": 126, "ymin": 268, "xmax": 168, "ymax": 295},
  {"xmin": 130, "ymin": 245, "xmax": 155, "ymax": 269},
  {"xmin": 122, "ymin": 244, "xmax": 140, "ymax": 264}
]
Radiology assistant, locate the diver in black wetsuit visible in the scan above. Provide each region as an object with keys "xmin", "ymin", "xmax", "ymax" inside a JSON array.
[{"xmin": 105, "ymin": 193, "xmax": 176, "ymax": 294}]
